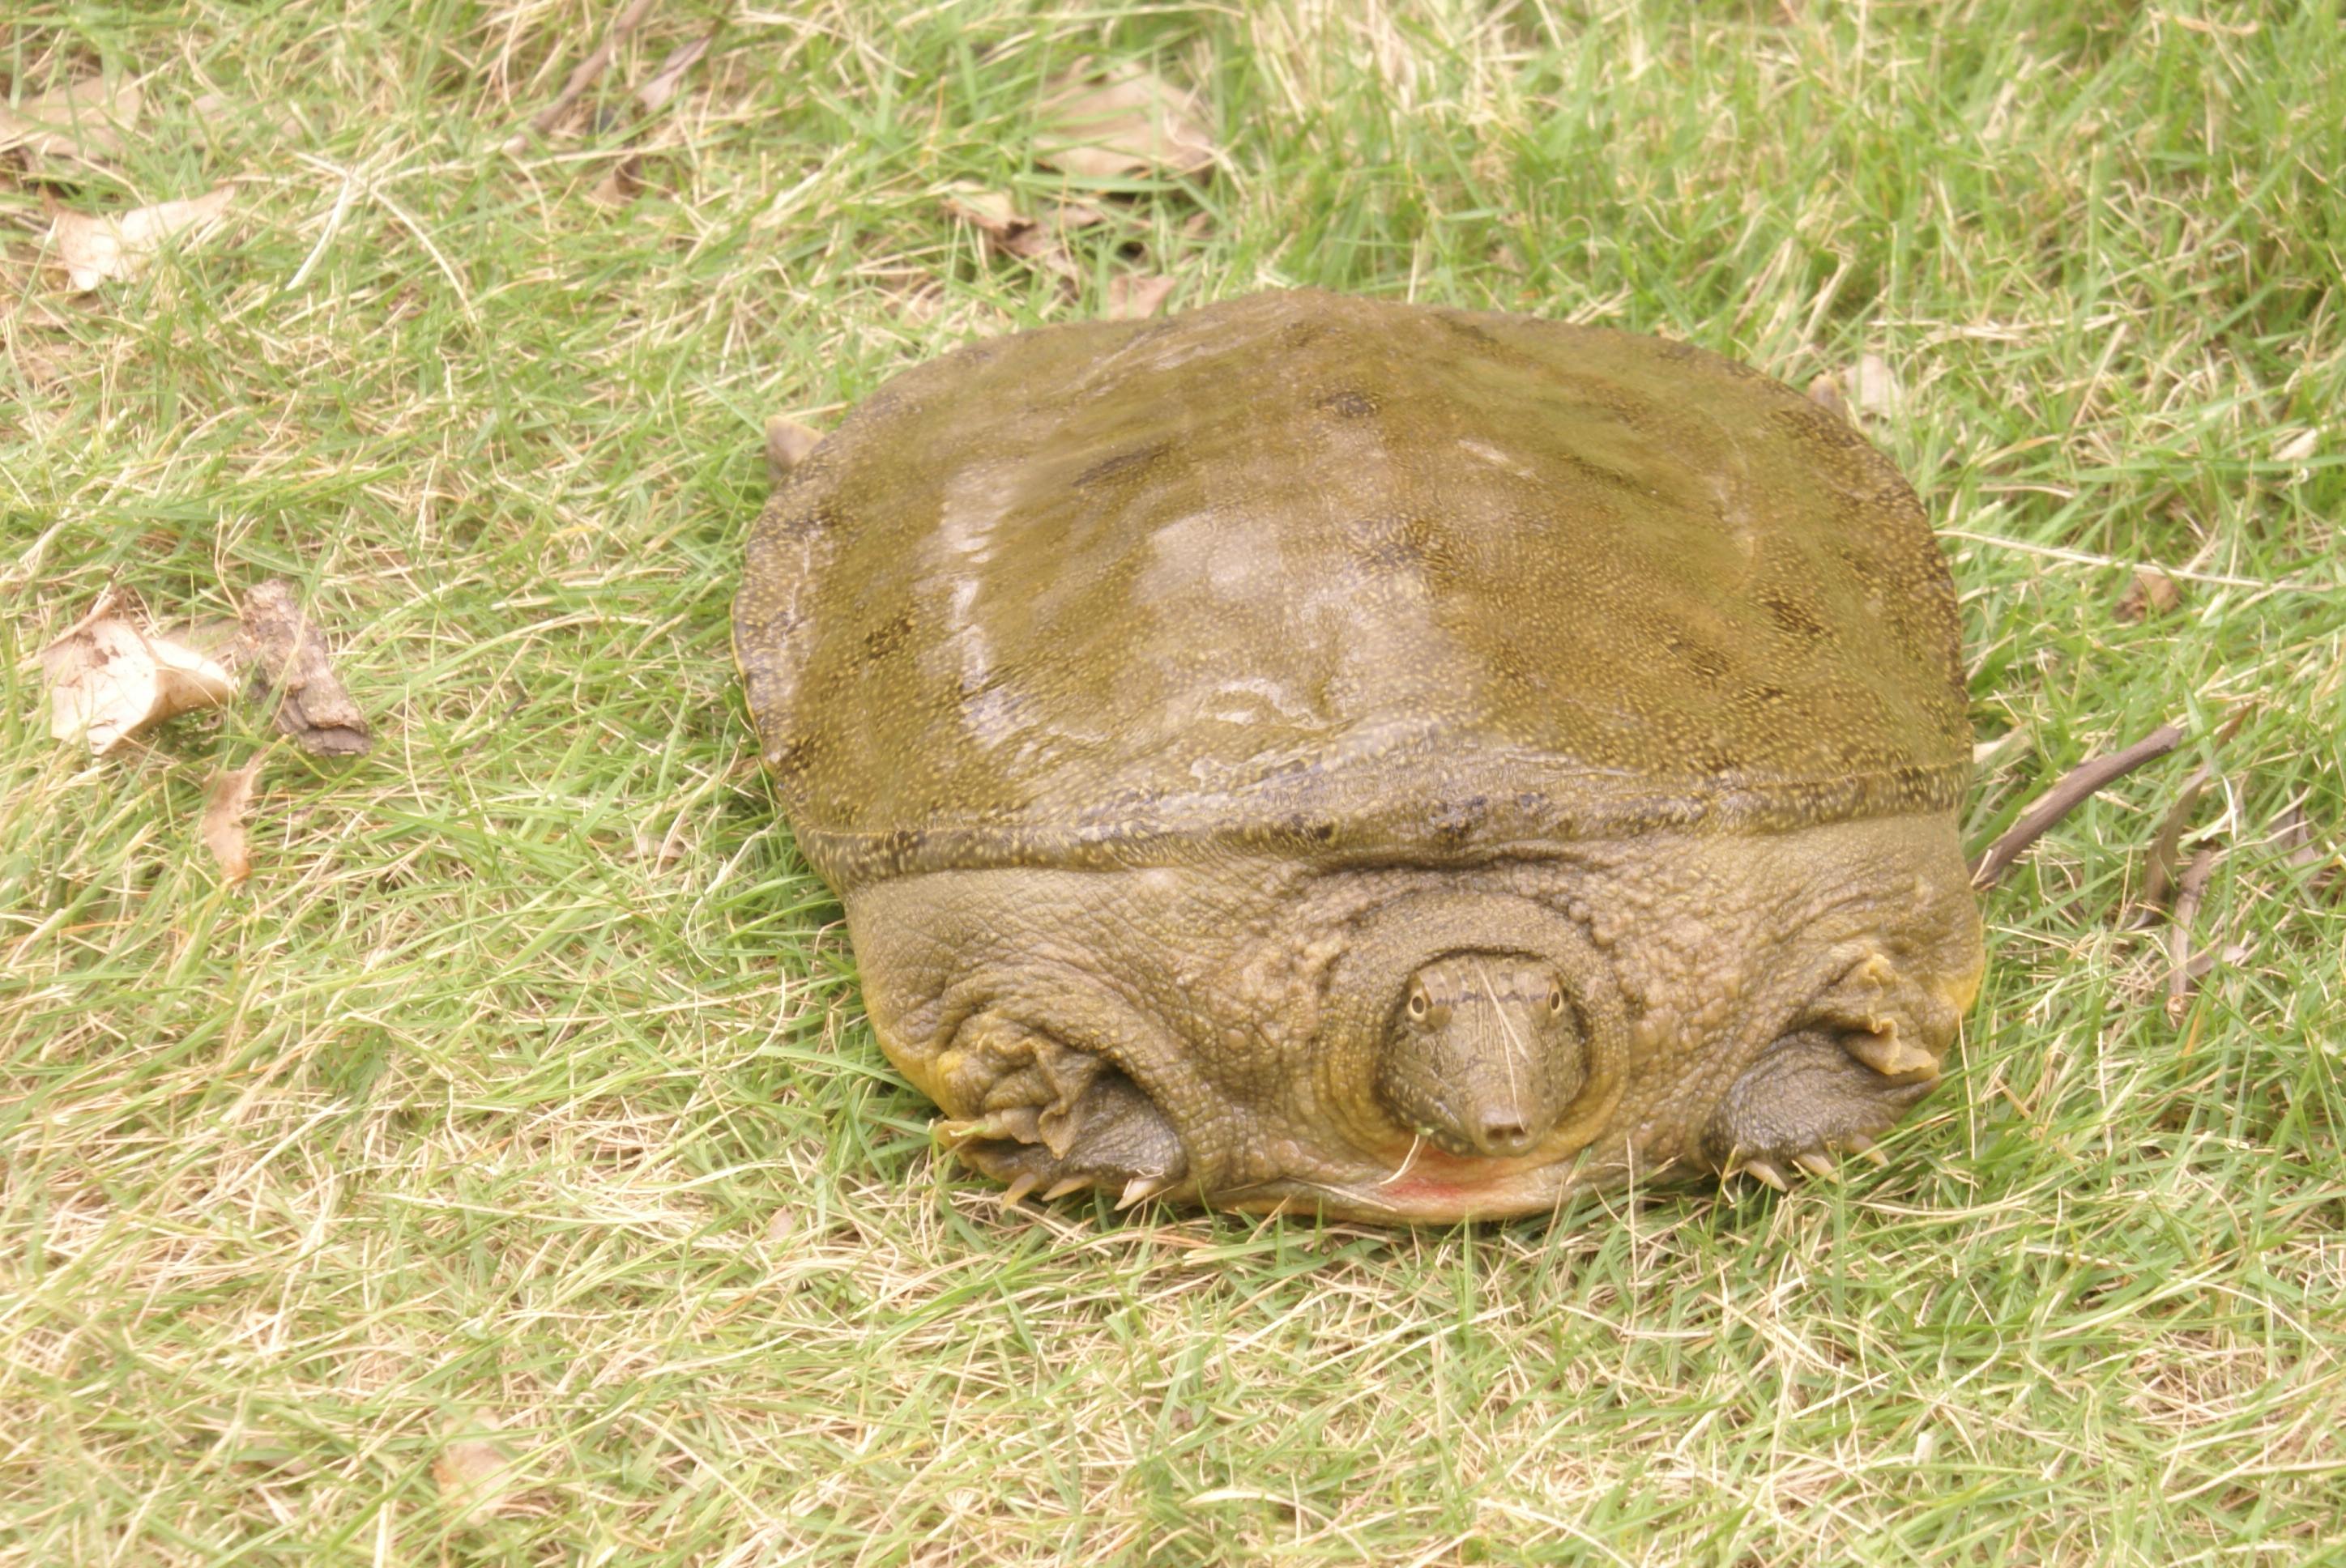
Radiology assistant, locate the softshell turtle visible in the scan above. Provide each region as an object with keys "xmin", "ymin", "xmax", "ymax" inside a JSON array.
[{"xmin": 734, "ymin": 290, "xmax": 1983, "ymax": 1221}]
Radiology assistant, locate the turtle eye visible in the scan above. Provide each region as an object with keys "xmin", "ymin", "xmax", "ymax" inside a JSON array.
[
  {"xmin": 1547, "ymin": 986, "xmax": 1566, "ymax": 1015},
  {"xmin": 1406, "ymin": 985, "xmax": 1431, "ymax": 1021}
]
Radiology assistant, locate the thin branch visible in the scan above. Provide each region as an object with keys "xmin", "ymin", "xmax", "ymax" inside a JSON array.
[
  {"xmin": 503, "ymin": 0, "xmax": 660, "ymax": 156},
  {"xmin": 1969, "ymin": 722, "xmax": 2184, "ymax": 890},
  {"xmin": 2165, "ymin": 845, "xmax": 2220, "ymax": 1020}
]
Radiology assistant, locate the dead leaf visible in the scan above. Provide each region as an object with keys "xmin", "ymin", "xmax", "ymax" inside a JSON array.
[
  {"xmin": 237, "ymin": 580, "xmax": 371, "ymax": 756},
  {"xmin": 39, "ymin": 617, "xmax": 241, "ymax": 754},
  {"xmin": 630, "ymin": 811, "xmax": 690, "ymax": 867},
  {"xmin": 2114, "ymin": 565, "xmax": 2182, "ymax": 622},
  {"xmin": 765, "ymin": 1207, "xmax": 799, "ymax": 1243},
  {"xmin": 1104, "ymin": 273, "xmax": 1178, "ymax": 320},
  {"xmin": 50, "ymin": 185, "xmax": 234, "ymax": 291},
  {"xmin": 765, "ymin": 415, "xmax": 823, "ymax": 481},
  {"xmin": 636, "ymin": 30, "xmax": 716, "ymax": 115},
  {"xmin": 1, "ymin": 77, "xmax": 140, "ymax": 163},
  {"xmin": 1037, "ymin": 62, "xmax": 1218, "ymax": 181},
  {"xmin": 1848, "ymin": 352, "xmax": 1902, "ymax": 419},
  {"xmin": 2273, "ymin": 427, "xmax": 2318, "ymax": 464},
  {"xmin": 586, "ymin": 161, "xmax": 642, "ymax": 207},
  {"xmin": 942, "ymin": 185, "xmax": 1078, "ymax": 279},
  {"xmin": 433, "ymin": 1412, "xmax": 523, "ymax": 1523},
  {"xmin": 1971, "ymin": 727, "xmax": 2034, "ymax": 773},
  {"xmin": 941, "ymin": 185, "xmax": 1023, "ymax": 233},
  {"xmin": 1804, "ymin": 373, "xmax": 1848, "ymax": 420},
  {"xmin": 201, "ymin": 756, "xmax": 265, "ymax": 884}
]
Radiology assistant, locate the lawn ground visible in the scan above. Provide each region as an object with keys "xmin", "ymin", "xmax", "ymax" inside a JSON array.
[{"xmin": 2, "ymin": 2, "xmax": 2343, "ymax": 1563}]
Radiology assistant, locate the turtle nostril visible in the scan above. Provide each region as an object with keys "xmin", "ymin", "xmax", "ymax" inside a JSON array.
[{"xmin": 1476, "ymin": 1117, "xmax": 1533, "ymax": 1157}]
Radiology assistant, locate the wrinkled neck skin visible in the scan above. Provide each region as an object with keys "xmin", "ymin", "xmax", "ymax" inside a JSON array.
[{"xmin": 843, "ymin": 812, "xmax": 1985, "ymax": 1223}]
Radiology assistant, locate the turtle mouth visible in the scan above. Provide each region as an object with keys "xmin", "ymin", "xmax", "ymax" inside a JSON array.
[{"xmin": 1387, "ymin": 1097, "xmax": 1545, "ymax": 1162}]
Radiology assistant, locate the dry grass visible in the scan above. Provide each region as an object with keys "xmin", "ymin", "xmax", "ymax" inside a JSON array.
[{"xmin": 3, "ymin": 1, "xmax": 2342, "ymax": 1563}]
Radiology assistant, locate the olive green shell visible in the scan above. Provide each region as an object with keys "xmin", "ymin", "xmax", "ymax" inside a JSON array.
[{"xmin": 735, "ymin": 291, "xmax": 1968, "ymax": 888}]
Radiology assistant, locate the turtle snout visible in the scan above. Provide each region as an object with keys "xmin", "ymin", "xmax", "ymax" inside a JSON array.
[{"xmin": 1466, "ymin": 1105, "xmax": 1541, "ymax": 1159}]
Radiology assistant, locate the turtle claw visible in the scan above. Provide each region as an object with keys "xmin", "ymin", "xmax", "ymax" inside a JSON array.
[
  {"xmin": 1043, "ymin": 1177, "xmax": 1090, "ymax": 1202},
  {"xmin": 937, "ymin": 1112, "xmax": 1025, "ymax": 1146},
  {"xmin": 1116, "ymin": 1174, "xmax": 1171, "ymax": 1210},
  {"xmin": 1000, "ymin": 1172, "xmax": 1039, "ymax": 1208},
  {"xmin": 1731, "ymin": 1137, "xmax": 1893, "ymax": 1194}
]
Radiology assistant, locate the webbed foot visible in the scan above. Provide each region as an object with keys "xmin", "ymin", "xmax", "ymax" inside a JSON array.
[
  {"xmin": 933, "ymin": 1019, "xmax": 1189, "ymax": 1208},
  {"xmin": 1707, "ymin": 1029, "xmax": 1939, "ymax": 1193}
]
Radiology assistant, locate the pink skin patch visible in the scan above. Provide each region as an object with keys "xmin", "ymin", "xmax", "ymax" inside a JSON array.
[{"xmin": 1349, "ymin": 1139, "xmax": 1565, "ymax": 1221}]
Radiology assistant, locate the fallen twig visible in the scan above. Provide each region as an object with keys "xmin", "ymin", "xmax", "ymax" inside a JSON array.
[
  {"xmin": 2165, "ymin": 844, "xmax": 2220, "ymax": 1019},
  {"xmin": 1969, "ymin": 722, "xmax": 2184, "ymax": 889},
  {"xmin": 2128, "ymin": 706, "xmax": 2250, "ymax": 922},
  {"xmin": 2132, "ymin": 764, "xmax": 2216, "ymax": 922},
  {"xmin": 586, "ymin": 24, "xmax": 718, "ymax": 202},
  {"xmin": 503, "ymin": 0, "xmax": 659, "ymax": 156}
]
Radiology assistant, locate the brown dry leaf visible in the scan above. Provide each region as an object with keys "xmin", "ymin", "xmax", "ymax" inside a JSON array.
[
  {"xmin": 765, "ymin": 415, "xmax": 823, "ymax": 481},
  {"xmin": 1037, "ymin": 62, "xmax": 1218, "ymax": 181},
  {"xmin": 1105, "ymin": 273, "xmax": 1178, "ymax": 320},
  {"xmin": 1052, "ymin": 198, "xmax": 1114, "ymax": 232},
  {"xmin": 636, "ymin": 30, "xmax": 716, "ymax": 116},
  {"xmin": 2273, "ymin": 427, "xmax": 2318, "ymax": 464},
  {"xmin": 39, "ymin": 617, "xmax": 241, "ymax": 754},
  {"xmin": 201, "ymin": 756, "xmax": 265, "ymax": 884},
  {"xmin": 586, "ymin": 161, "xmax": 642, "ymax": 207},
  {"xmin": 1, "ymin": 77, "xmax": 141, "ymax": 163},
  {"xmin": 2114, "ymin": 565, "xmax": 2182, "ymax": 622},
  {"xmin": 1847, "ymin": 352, "xmax": 1902, "ymax": 419},
  {"xmin": 941, "ymin": 184, "xmax": 1078, "ymax": 279},
  {"xmin": 941, "ymin": 184, "xmax": 1023, "ymax": 234},
  {"xmin": 51, "ymin": 185, "xmax": 234, "ymax": 291},
  {"xmin": 433, "ymin": 1412, "xmax": 523, "ymax": 1523},
  {"xmin": 237, "ymin": 580, "xmax": 371, "ymax": 756},
  {"xmin": 1971, "ymin": 726, "xmax": 2035, "ymax": 774}
]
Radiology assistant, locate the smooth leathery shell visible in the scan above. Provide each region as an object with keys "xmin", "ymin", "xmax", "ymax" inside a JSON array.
[{"xmin": 735, "ymin": 289, "xmax": 1971, "ymax": 892}]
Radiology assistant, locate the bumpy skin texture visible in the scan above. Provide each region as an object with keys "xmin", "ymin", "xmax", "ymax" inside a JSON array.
[{"xmin": 735, "ymin": 289, "xmax": 1985, "ymax": 1221}]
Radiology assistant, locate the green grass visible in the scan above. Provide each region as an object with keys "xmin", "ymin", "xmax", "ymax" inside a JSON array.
[{"xmin": 3, "ymin": 1, "xmax": 2343, "ymax": 1562}]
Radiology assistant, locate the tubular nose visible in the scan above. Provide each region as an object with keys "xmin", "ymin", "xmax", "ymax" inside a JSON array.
[{"xmin": 1471, "ymin": 1110, "xmax": 1538, "ymax": 1158}]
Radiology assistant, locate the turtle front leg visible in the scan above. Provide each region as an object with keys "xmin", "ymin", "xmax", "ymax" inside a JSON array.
[
  {"xmin": 1701, "ymin": 952, "xmax": 1960, "ymax": 1191},
  {"xmin": 1701, "ymin": 1029, "xmax": 1937, "ymax": 1189},
  {"xmin": 932, "ymin": 1015, "xmax": 1191, "ymax": 1209}
]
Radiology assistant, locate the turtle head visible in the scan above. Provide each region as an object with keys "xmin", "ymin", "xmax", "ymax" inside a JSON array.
[{"xmin": 1378, "ymin": 953, "xmax": 1588, "ymax": 1159}]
